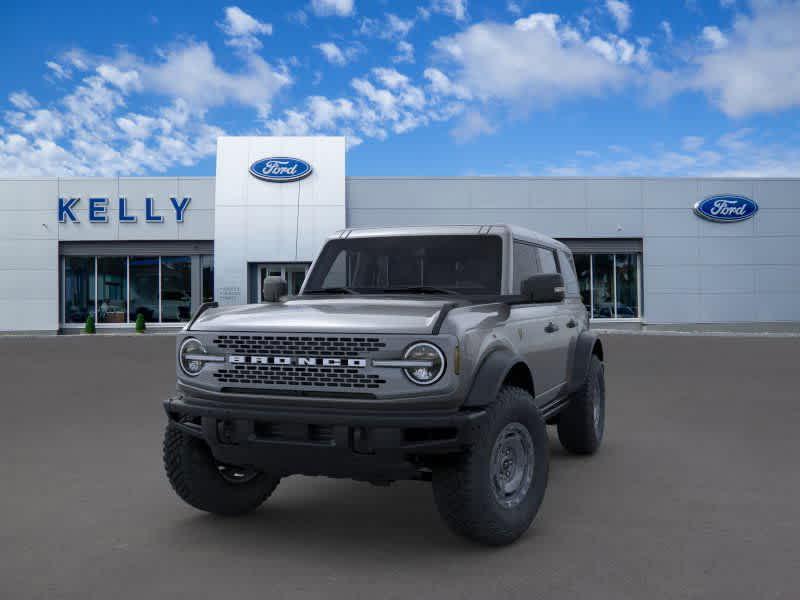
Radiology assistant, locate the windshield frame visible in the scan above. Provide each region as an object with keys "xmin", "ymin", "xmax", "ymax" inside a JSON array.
[{"xmin": 301, "ymin": 234, "xmax": 505, "ymax": 298}]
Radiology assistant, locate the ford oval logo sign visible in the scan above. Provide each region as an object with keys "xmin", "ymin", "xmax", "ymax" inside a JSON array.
[
  {"xmin": 693, "ymin": 195, "xmax": 758, "ymax": 223},
  {"xmin": 249, "ymin": 157, "xmax": 312, "ymax": 183}
]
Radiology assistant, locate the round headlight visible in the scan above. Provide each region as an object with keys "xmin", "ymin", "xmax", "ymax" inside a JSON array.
[
  {"xmin": 179, "ymin": 337, "xmax": 207, "ymax": 377},
  {"xmin": 403, "ymin": 342, "xmax": 446, "ymax": 385}
]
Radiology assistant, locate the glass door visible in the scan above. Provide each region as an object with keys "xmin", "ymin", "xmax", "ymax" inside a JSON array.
[{"xmin": 256, "ymin": 263, "xmax": 310, "ymax": 300}]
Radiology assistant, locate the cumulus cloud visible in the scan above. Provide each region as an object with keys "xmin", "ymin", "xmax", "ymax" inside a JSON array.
[
  {"xmin": 0, "ymin": 10, "xmax": 289, "ymax": 176},
  {"xmin": 310, "ymin": 0, "xmax": 354, "ymax": 17},
  {"xmin": 393, "ymin": 41, "xmax": 415, "ymax": 63},
  {"xmin": 430, "ymin": 0, "xmax": 468, "ymax": 21},
  {"xmin": 691, "ymin": 1, "xmax": 800, "ymax": 116},
  {"xmin": 314, "ymin": 42, "xmax": 363, "ymax": 66},
  {"xmin": 431, "ymin": 13, "xmax": 642, "ymax": 107},
  {"xmin": 217, "ymin": 6, "xmax": 272, "ymax": 51},
  {"xmin": 701, "ymin": 25, "xmax": 728, "ymax": 49},
  {"xmin": 266, "ymin": 66, "xmax": 463, "ymax": 144},
  {"xmin": 606, "ymin": 0, "xmax": 632, "ymax": 33}
]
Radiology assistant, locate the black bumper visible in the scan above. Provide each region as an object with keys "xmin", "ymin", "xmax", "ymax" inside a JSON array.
[{"xmin": 164, "ymin": 394, "xmax": 485, "ymax": 481}]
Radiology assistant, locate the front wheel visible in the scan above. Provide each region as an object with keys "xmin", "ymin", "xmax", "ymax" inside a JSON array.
[
  {"xmin": 163, "ymin": 424, "xmax": 280, "ymax": 516},
  {"xmin": 432, "ymin": 386, "xmax": 549, "ymax": 546}
]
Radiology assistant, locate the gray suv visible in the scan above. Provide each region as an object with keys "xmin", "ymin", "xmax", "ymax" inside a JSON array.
[{"xmin": 163, "ymin": 225, "xmax": 605, "ymax": 545}]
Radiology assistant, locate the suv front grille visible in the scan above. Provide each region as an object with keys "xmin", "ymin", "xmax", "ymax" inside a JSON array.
[
  {"xmin": 209, "ymin": 334, "xmax": 388, "ymax": 391},
  {"xmin": 211, "ymin": 335, "xmax": 386, "ymax": 357}
]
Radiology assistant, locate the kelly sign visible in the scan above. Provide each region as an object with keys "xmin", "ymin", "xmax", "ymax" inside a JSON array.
[{"xmin": 58, "ymin": 197, "xmax": 191, "ymax": 223}]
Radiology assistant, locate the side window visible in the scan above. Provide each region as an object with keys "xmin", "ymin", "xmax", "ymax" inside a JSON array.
[
  {"xmin": 558, "ymin": 250, "xmax": 580, "ymax": 297},
  {"xmin": 537, "ymin": 247, "xmax": 559, "ymax": 274},
  {"xmin": 513, "ymin": 241, "xmax": 540, "ymax": 293}
]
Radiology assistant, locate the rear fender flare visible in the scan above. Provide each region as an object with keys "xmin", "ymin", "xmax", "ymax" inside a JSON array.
[{"xmin": 568, "ymin": 331, "xmax": 603, "ymax": 394}]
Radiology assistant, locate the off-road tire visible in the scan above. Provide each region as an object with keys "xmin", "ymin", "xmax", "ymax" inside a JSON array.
[
  {"xmin": 432, "ymin": 386, "xmax": 549, "ymax": 546},
  {"xmin": 163, "ymin": 424, "xmax": 280, "ymax": 516},
  {"xmin": 557, "ymin": 355, "xmax": 605, "ymax": 455}
]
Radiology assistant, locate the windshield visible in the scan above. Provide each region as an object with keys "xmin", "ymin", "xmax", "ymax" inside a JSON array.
[{"xmin": 303, "ymin": 235, "xmax": 502, "ymax": 295}]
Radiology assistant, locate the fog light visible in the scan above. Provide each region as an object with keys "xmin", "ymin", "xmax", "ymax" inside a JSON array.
[{"xmin": 402, "ymin": 342, "xmax": 445, "ymax": 385}]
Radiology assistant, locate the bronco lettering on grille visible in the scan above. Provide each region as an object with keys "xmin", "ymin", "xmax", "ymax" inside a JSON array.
[{"xmin": 228, "ymin": 355, "xmax": 368, "ymax": 368}]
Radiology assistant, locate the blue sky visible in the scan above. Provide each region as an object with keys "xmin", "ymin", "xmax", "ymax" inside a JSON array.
[{"xmin": 1, "ymin": 0, "xmax": 798, "ymax": 177}]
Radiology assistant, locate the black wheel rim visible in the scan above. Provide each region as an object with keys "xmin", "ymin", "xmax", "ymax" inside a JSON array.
[{"xmin": 490, "ymin": 422, "xmax": 535, "ymax": 509}]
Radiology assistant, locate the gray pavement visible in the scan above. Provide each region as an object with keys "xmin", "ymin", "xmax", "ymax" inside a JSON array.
[{"xmin": 1, "ymin": 334, "xmax": 799, "ymax": 599}]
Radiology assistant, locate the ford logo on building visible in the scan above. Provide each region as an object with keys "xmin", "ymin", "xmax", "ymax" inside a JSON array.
[
  {"xmin": 693, "ymin": 195, "xmax": 758, "ymax": 223},
  {"xmin": 249, "ymin": 157, "xmax": 312, "ymax": 182}
]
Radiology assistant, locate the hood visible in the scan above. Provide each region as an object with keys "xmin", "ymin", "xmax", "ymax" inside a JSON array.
[{"xmin": 189, "ymin": 297, "xmax": 456, "ymax": 334}]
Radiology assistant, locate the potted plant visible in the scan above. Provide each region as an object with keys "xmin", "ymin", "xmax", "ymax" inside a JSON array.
[
  {"xmin": 135, "ymin": 313, "xmax": 146, "ymax": 333},
  {"xmin": 84, "ymin": 314, "xmax": 96, "ymax": 334}
]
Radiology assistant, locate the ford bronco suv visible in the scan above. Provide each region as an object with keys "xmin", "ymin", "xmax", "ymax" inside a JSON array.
[{"xmin": 163, "ymin": 225, "xmax": 605, "ymax": 545}]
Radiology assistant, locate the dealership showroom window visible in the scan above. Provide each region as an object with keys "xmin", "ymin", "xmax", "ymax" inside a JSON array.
[{"xmin": 63, "ymin": 254, "xmax": 214, "ymax": 327}]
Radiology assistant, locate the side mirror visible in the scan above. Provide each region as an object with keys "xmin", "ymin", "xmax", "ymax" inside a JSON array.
[
  {"xmin": 521, "ymin": 273, "xmax": 565, "ymax": 303},
  {"xmin": 262, "ymin": 276, "xmax": 288, "ymax": 303}
]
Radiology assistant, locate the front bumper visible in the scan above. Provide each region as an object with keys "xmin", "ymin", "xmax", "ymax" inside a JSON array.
[{"xmin": 164, "ymin": 393, "xmax": 485, "ymax": 481}]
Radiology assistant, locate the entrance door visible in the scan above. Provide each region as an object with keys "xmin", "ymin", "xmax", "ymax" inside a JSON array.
[{"xmin": 255, "ymin": 263, "xmax": 310, "ymax": 301}]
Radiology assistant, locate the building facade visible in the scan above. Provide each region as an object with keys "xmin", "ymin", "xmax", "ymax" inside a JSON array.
[{"xmin": 1, "ymin": 136, "xmax": 798, "ymax": 333}]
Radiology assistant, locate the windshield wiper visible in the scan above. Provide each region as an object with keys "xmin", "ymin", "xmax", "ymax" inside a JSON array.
[
  {"xmin": 303, "ymin": 287, "xmax": 360, "ymax": 295},
  {"xmin": 380, "ymin": 286, "xmax": 461, "ymax": 296}
]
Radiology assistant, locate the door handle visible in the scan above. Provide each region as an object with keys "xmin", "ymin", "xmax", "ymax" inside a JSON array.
[
  {"xmin": 544, "ymin": 322, "xmax": 559, "ymax": 333},
  {"xmin": 566, "ymin": 319, "xmax": 577, "ymax": 328}
]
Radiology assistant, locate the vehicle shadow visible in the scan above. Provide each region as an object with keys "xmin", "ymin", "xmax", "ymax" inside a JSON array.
[{"xmin": 157, "ymin": 436, "xmax": 574, "ymax": 560}]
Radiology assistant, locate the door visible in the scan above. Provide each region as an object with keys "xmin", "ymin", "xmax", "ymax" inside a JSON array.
[
  {"xmin": 256, "ymin": 263, "xmax": 310, "ymax": 300},
  {"xmin": 510, "ymin": 242, "xmax": 572, "ymax": 403}
]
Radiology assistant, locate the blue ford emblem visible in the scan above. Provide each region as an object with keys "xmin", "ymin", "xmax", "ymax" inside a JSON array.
[
  {"xmin": 249, "ymin": 157, "xmax": 313, "ymax": 182},
  {"xmin": 693, "ymin": 195, "xmax": 758, "ymax": 223}
]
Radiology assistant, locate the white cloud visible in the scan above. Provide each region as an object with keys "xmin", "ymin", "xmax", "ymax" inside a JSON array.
[
  {"xmin": 451, "ymin": 110, "xmax": 496, "ymax": 142},
  {"xmin": 430, "ymin": 0, "xmax": 468, "ymax": 21},
  {"xmin": 266, "ymin": 66, "xmax": 463, "ymax": 145},
  {"xmin": 423, "ymin": 67, "xmax": 472, "ymax": 100},
  {"xmin": 507, "ymin": 1, "xmax": 522, "ymax": 16},
  {"xmin": 9, "ymin": 91, "xmax": 38, "ymax": 111},
  {"xmin": 690, "ymin": 1, "xmax": 800, "ymax": 116},
  {"xmin": 393, "ymin": 41, "xmax": 415, "ymax": 63},
  {"xmin": 432, "ymin": 13, "xmax": 638, "ymax": 107},
  {"xmin": 546, "ymin": 128, "xmax": 800, "ymax": 177},
  {"xmin": 386, "ymin": 14, "xmax": 414, "ymax": 38},
  {"xmin": 0, "ymin": 33, "xmax": 288, "ymax": 175},
  {"xmin": 310, "ymin": 0, "xmax": 354, "ymax": 17},
  {"xmin": 314, "ymin": 42, "xmax": 363, "ymax": 66},
  {"xmin": 701, "ymin": 25, "xmax": 728, "ymax": 49},
  {"xmin": 45, "ymin": 61, "xmax": 71, "ymax": 80},
  {"xmin": 660, "ymin": 20, "xmax": 673, "ymax": 43},
  {"xmin": 140, "ymin": 42, "xmax": 290, "ymax": 116},
  {"xmin": 606, "ymin": 0, "xmax": 632, "ymax": 33},
  {"xmin": 218, "ymin": 6, "xmax": 272, "ymax": 51}
]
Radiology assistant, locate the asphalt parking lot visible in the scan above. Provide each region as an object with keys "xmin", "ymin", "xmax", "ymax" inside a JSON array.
[{"xmin": 1, "ymin": 333, "xmax": 799, "ymax": 600}]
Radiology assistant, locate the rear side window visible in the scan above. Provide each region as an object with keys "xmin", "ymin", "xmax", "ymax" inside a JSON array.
[
  {"xmin": 558, "ymin": 249, "xmax": 580, "ymax": 297},
  {"xmin": 513, "ymin": 242, "xmax": 541, "ymax": 293},
  {"xmin": 537, "ymin": 247, "xmax": 559, "ymax": 274}
]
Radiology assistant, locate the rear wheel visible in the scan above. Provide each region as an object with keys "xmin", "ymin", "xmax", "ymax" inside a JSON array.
[
  {"xmin": 432, "ymin": 386, "xmax": 549, "ymax": 546},
  {"xmin": 163, "ymin": 424, "xmax": 280, "ymax": 516},
  {"xmin": 557, "ymin": 355, "xmax": 605, "ymax": 455}
]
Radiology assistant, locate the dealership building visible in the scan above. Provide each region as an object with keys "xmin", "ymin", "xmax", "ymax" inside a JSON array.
[{"xmin": 0, "ymin": 135, "xmax": 798, "ymax": 334}]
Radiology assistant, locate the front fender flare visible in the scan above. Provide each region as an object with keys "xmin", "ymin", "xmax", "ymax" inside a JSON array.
[
  {"xmin": 567, "ymin": 331, "xmax": 603, "ymax": 394},
  {"xmin": 463, "ymin": 347, "xmax": 527, "ymax": 408}
]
